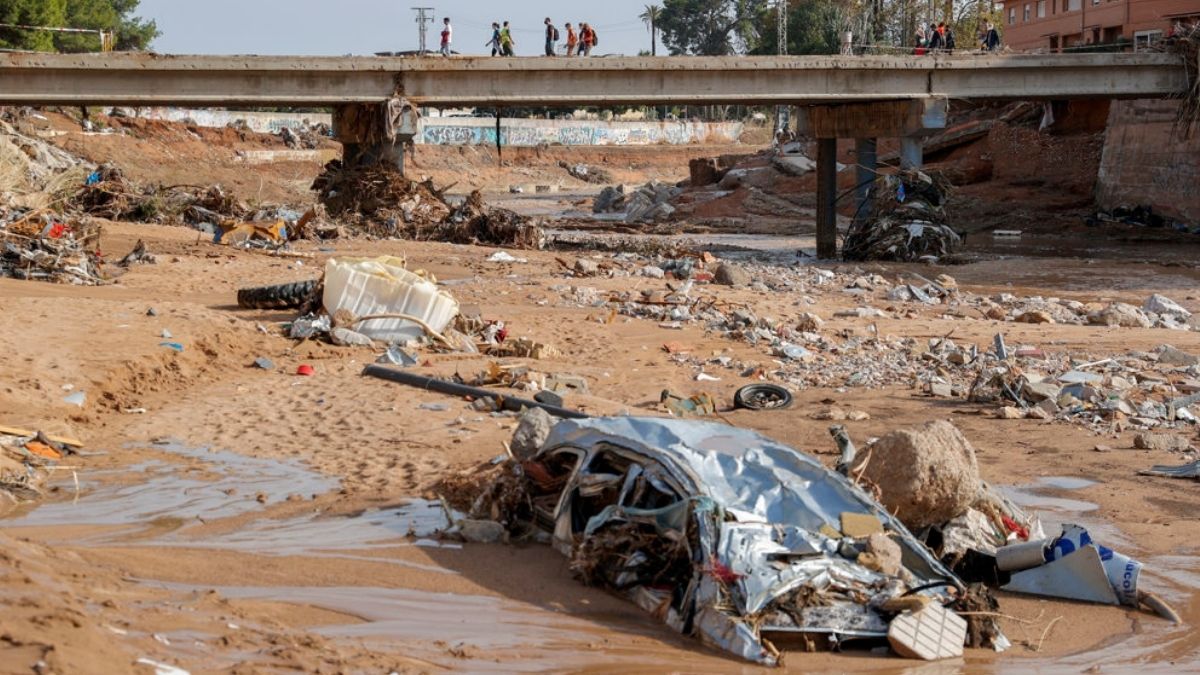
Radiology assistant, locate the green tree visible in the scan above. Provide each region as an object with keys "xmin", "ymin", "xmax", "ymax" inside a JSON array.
[
  {"xmin": 0, "ymin": 0, "xmax": 157, "ymax": 52},
  {"xmin": 0, "ymin": 0, "xmax": 68, "ymax": 51},
  {"xmin": 639, "ymin": 4, "xmax": 662, "ymax": 56},
  {"xmin": 753, "ymin": 0, "xmax": 854, "ymax": 55},
  {"xmin": 658, "ymin": 0, "xmax": 768, "ymax": 55}
]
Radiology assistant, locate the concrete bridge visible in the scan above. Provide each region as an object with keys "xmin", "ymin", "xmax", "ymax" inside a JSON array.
[{"xmin": 1, "ymin": 51, "xmax": 1189, "ymax": 256}]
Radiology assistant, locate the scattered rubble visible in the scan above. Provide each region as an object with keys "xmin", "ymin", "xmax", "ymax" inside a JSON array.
[{"xmin": 592, "ymin": 182, "xmax": 680, "ymax": 223}]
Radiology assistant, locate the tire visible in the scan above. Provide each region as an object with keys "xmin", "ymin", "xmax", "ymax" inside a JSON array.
[
  {"xmin": 733, "ymin": 384, "xmax": 793, "ymax": 411},
  {"xmin": 237, "ymin": 279, "xmax": 320, "ymax": 310}
]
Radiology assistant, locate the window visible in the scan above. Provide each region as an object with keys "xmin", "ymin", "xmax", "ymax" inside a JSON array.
[
  {"xmin": 1024, "ymin": 3, "xmax": 1032, "ymax": 21},
  {"xmin": 1038, "ymin": 0, "xmax": 1046, "ymax": 17},
  {"xmin": 1134, "ymin": 30, "xmax": 1164, "ymax": 51},
  {"xmin": 1068, "ymin": 0, "xmax": 1081, "ymax": 10},
  {"xmin": 1009, "ymin": 7, "xmax": 1017, "ymax": 24},
  {"xmin": 1092, "ymin": 0, "xmax": 1100, "ymax": 5}
]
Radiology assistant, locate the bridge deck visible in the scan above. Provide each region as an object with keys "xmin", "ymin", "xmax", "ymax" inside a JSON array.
[{"xmin": 0, "ymin": 52, "xmax": 1187, "ymax": 108}]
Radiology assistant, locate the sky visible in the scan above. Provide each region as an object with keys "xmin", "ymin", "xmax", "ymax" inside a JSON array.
[{"xmin": 136, "ymin": 0, "xmax": 663, "ymax": 56}]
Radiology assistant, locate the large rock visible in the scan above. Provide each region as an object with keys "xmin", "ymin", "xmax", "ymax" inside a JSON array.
[
  {"xmin": 1087, "ymin": 302, "xmax": 1152, "ymax": 328},
  {"xmin": 859, "ymin": 420, "xmax": 981, "ymax": 530},
  {"xmin": 510, "ymin": 407, "xmax": 555, "ymax": 459},
  {"xmin": 592, "ymin": 186, "xmax": 626, "ymax": 214},
  {"xmin": 1157, "ymin": 344, "xmax": 1199, "ymax": 367},
  {"xmin": 1144, "ymin": 294, "xmax": 1192, "ymax": 319},
  {"xmin": 714, "ymin": 262, "xmax": 752, "ymax": 287}
]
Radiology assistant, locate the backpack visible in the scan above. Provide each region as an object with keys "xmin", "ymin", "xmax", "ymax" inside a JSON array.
[
  {"xmin": 552, "ymin": 26, "xmax": 560, "ymax": 41},
  {"xmin": 591, "ymin": 30, "xmax": 599, "ymax": 46}
]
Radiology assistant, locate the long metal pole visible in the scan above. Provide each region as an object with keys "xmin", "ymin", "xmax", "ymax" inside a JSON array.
[{"xmin": 362, "ymin": 365, "xmax": 591, "ymax": 419}]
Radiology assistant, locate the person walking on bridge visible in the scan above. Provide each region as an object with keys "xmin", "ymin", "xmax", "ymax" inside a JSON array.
[
  {"xmin": 544, "ymin": 18, "xmax": 560, "ymax": 56},
  {"xmin": 983, "ymin": 22, "xmax": 1001, "ymax": 51},
  {"xmin": 440, "ymin": 17, "xmax": 452, "ymax": 57},
  {"xmin": 579, "ymin": 22, "xmax": 595, "ymax": 56},
  {"xmin": 500, "ymin": 21, "xmax": 516, "ymax": 56},
  {"xmin": 487, "ymin": 22, "xmax": 502, "ymax": 56},
  {"xmin": 565, "ymin": 23, "xmax": 578, "ymax": 56}
]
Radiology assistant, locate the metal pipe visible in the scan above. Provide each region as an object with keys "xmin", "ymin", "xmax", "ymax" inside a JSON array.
[{"xmin": 362, "ymin": 364, "xmax": 590, "ymax": 419}]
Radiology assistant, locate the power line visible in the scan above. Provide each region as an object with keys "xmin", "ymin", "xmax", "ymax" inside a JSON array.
[{"xmin": 412, "ymin": 7, "xmax": 435, "ymax": 54}]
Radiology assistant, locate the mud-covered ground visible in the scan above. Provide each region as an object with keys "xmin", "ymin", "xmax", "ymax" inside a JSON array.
[
  {"xmin": 1, "ymin": 216, "xmax": 1198, "ymax": 673},
  {"xmin": 2, "ymin": 110, "xmax": 1199, "ymax": 674}
]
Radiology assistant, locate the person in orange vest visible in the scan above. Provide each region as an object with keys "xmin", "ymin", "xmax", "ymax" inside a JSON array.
[
  {"xmin": 565, "ymin": 22, "xmax": 578, "ymax": 56},
  {"xmin": 579, "ymin": 22, "xmax": 595, "ymax": 56}
]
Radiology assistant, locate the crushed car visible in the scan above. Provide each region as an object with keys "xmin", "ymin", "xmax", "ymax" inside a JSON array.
[{"xmin": 491, "ymin": 416, "xmax": 975, "ymax": 665}]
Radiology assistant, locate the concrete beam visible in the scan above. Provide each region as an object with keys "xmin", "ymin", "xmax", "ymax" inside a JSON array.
[
  {"xmin": 796, "ymin": 98, "xmax": 947, "ymax": 139},
  {"xmin": 0, "ymin": 53, "xmax": 1187, "ymax": 108}
]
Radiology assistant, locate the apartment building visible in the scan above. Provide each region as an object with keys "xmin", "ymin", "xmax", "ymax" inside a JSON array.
[{"xmin": 997, "ymin": 0, "xmax": 1200, "ymax": 52}]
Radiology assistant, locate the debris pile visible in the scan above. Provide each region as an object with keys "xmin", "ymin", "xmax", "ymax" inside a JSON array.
[
  {"xmin": 0, "ymin": 211, "xmax": 104, "ymax": 285},
  {"xmin": 593, "ymin": 182, "xmax": 681, "ymax": 223},
  {"xmin": 0, "ymin": 428, "xmax": 79, "ymax": 513},
  {"xmin": 843, "ymin": 170, "xmax": 961, "ymax": 262},
  {"xmin": 560, "ymin": 161, "xmax": 612, "ymax": 184},
  {"xmin": 312, "ymin": 162, "xmax": 545, "ymax": 248}
]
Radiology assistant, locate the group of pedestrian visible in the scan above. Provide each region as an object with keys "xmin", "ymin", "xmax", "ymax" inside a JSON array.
[
  {"xmin": 437, "ymin": 18, "xmax": 597, "ymax": 57},
  {"xmin": 913, "ymin": 21, "xmax": 1001, "ymax": 55},
  {"xmin": 914, "ymin": 22, "xmax": 956, "ymax": 54}
]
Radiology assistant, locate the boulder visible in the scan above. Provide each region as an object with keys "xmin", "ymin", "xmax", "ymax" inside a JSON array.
[
  {"xmin": 1088, "ymin": 303, "xmax": 1152, "ymax": 328},
  {"xmin": 858, "ymin": 420, "xmax": 981, "ymax": 530},
  {"xmin": 1133, "ymin": 432, "xmax": 1191, "ymax": 452},
  {"xmin": 1144, "ymin": 294, "xmax": 1192, "ymax": 319},
  {"xmin": 574, "ymin": 258, "xmax": 600, "ymax": 276},
  {"xmin": 796, "ymin": 312, "xmax": 824, "ymax": 332},
  {"xmin": 714, "ymin": 262, "xmax": 752, "ymax": 287},
  {"xmin": 510, "ymin": 407, "xmax": 555, "ymax": 459},
  {"xmin": 1157, "ymin": 345, "xmax": 1199, "ymax": 367}
]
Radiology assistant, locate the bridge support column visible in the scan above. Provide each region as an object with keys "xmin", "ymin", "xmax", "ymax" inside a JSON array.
[
  {"xmin": 854, "ymin": 137, "xmax": 877, "ymax": 225},
  {"xmin": 333, "ymin": 98, "xmax": 419, "ymax": 173},
  {"xmin": 815, "ymin": 137, "xmax": 838, "ymax": 259},
  {"xmin": 899, "ymin": 137, "xmax": 923, "ymax": 170}
]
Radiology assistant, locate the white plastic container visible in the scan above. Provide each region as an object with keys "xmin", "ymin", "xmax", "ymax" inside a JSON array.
[{"xmin": 322, "ymin": 256, "xmax": 459, "ymax": 343}]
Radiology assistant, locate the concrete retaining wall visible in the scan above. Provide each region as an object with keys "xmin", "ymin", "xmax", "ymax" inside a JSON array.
[
  {"xmin": 416, "ymin": 117, "xmax": 744, "ymax": 146},
  {"xmin": 118, "ymin": 108, "xmax": 742, "ymax": 147},
  {"xmin": 1097, "ymin": 100, "xmax": 1200, "ymax": 223}
]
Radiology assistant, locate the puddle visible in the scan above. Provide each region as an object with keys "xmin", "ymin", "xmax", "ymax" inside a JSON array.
[
  {"xmin": 6, "ymin": 441, "xmax": 337, "ymax": 536},
  {"xmin": 1036, "ymin": 476, "xmax": 1097, "ymax": 490}
]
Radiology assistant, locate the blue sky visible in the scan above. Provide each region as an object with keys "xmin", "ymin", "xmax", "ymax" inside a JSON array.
[{"xmin": 136, "ymin": 0, "xmax": 663, "ymax": 56}]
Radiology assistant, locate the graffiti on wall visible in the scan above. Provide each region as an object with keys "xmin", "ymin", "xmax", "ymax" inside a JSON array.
[{"xmin": 417, "ymin": 119, "xmax": 743, "ymax": 147}]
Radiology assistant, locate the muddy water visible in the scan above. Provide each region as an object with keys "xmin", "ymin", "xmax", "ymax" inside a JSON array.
[{"xmin": 6, "ymin": 442, "xmax": 1199, "ymax": 672}]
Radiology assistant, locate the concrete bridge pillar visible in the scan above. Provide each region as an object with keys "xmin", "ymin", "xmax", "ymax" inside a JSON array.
[
  {"xmin": 815, "ymin": 138, "xmax": 839, "ymax": 259},
  {"xmin": 332, "ymin": 98, "xmax": 419, "ymax": 173},
  {"xmin": 797, "ymin": 97, "xmax": 946, "ymax": 258},
  {"xmin": 899, "ymin": 137, "xmax": 923, "ymax": 169},
  {"xmin": 854, "ymin": 137, "xmax": 878, "ymax": 225}
]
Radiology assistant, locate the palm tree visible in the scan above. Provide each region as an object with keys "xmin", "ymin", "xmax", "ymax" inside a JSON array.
[{"xmin": 640, "ymin": 4, "xmax": 663, "ymax": 56}]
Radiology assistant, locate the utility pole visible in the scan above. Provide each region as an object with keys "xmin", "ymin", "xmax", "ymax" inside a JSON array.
[
  {"xmin": 412, "ymin": 7, "xmax": 435, "ymax": 55},
  {"xmin": 777, "ymin": 0, "xmax": 788, "ymax": 56},
  {"xmin": 774, "ymin": 1, "xmax": 789, "ymax": 139}
]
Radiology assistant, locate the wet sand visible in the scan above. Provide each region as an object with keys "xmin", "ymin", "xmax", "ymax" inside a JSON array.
[{"xmin": 1, "ymin": 219, "xmax": 1198, "ymax": 673}]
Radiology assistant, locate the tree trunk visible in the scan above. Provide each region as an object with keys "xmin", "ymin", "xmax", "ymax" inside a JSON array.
[{"xmin": 651, "ymin": 19, "xmax": 657, "ymax": 56}]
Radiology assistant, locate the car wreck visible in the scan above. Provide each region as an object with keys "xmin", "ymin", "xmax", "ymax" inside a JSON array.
[{"xmin": 493, "ymin": 416, "xmax": 976, "ymax": 665}]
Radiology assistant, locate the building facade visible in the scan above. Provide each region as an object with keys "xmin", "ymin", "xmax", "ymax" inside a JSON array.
[{"xmin": 997, "ymin": 0, "xmax": 1200, "ymax": 52}]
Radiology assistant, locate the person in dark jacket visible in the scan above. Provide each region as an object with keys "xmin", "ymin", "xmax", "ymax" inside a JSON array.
[
  {"xmin": 945, "ymin": 25, "xmax": 956, "ymax": 51},
  {"xmin": 927, "ymin": 23, "xmax": 943, "ymax": 50},
  {"xmin": 984, "ymin": 22, "xmax": 1001, "ymax": 51}
]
